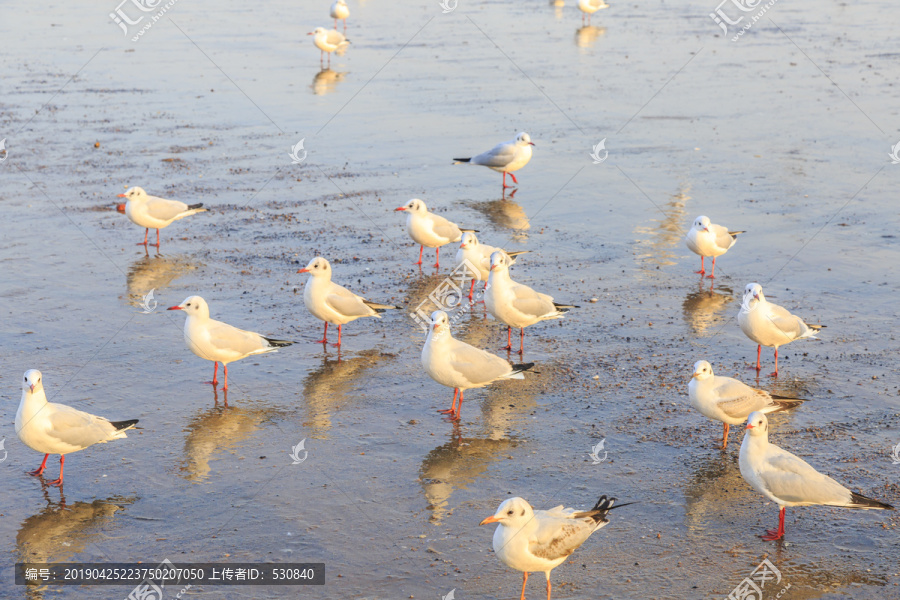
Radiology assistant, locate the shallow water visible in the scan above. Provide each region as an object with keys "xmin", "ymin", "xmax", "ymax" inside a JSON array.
[{"xmin": 1, "ymin": 0, "xmax": 899, "ymax": 599}]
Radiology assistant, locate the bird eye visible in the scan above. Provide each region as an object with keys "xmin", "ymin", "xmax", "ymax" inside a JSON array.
[{"xmin": 507, "ymin": 510, "xmax": 513, "ymax": 515}]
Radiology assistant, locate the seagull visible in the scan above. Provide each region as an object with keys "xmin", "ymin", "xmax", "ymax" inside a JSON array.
[
  {"xmin": 308, "ymin": 27, "xmax": 349, "ymax": 66},
  {"xmin": 455, "ymin": 232, "xmax": 529, "ymax": 300},
  {"xmin": 422, "ymin": 311, "xmax": 534, "ymax": 420},
  {"xmin": 298, "ymin": 256, "xmax": 399, "ymax": 347},
  {"xmin": 577, "ymin": 0, "xmax": 609, "ymax": 24},
  {"xmin": 117, "ymin": 186, "xmax": 207, "ymax": 249},
  {"xmin": 684, "ymin": 215, "xmax": 743, "ymax": 279},
  {"xmin": 479, "ymin": 495, "xmax": 629, "ymax": 600},
  {"xmin": 738, "ymin": 283, "xmax": 823, "ymax": 377},
  {"xmin": 689, "ymin": 360, "xmax": 804, "ymax": 449},
  {"xmin": 15, "ymin": 370, "xmax": 138, "ymax": 487},
  {"xmin": 454, "ymin": 132, "xmax": 535, "ymax": 189},
  {"xmin": 330, "ymin": 0, "xmax": 349, "ymax": 29},
  {"xmin": 395, "ymin": 199, "xmax": 477, "ymax": 268},
  {"xmin": 485, "ymin": 251, "xmax": 578, "ymax": 354},
  {"xmin": 740, "ymin": 411, "xmax": 893, "ymax": 541},
  {"xmin": 167, "ymin": 296, "xmax": 294, "ymax": 390}
]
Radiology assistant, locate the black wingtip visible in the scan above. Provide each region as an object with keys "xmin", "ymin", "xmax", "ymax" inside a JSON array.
[
  {"xmin": 187, "ymin": 203, "xmax": 204, "ymax": 210},
  {"xmin": 110, "ymin": 419, "xmax": 139, "ymax": 431},
  {"xmin": 850, "ymin": 492, "xmax": 894, "ymax": 510},
  {"xmin": 263, "ymin": 337, "xmax": 295, "ymax": 348},
  {"xmin": 453, "ymin": 158, "xmax": 471, "ymax": 163},
  {"xmin": 511, "ymin": 362, "xmax": 535, "ymax": 374}
]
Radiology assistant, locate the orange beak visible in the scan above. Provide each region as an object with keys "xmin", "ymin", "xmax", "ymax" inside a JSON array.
[
  {"xmin": 117, "ymin": 193, "xmax": 127, "ymax": 198},
  {"xmin": 167, "ymin": 306, "xmax": 182, "ymax": 311},
  {"xmin": 307, "ymin": 32, "xmax": 313, "ymax": 35},
  {"xmin": 528, "ymin": 142, "xmax": 535, "ymax": 146},
  {"xmin": 394, "ymin": 207, "xmax": 406, "ymax": 211},
  {"xmin": 745, "ymin": 424, "xmax": 755, "ymax": 429},
  {"xmin": 479, "ymin": 515, "xmax": 500, "ymax": 525},
  {"xmin": 297, "ymin": 268, "xmax": 310, "ymax": 273},
  {"xmin": 753, "ymin": 294, "xmax": 760, "ymax": 300},
  {"xmin": 30, "ymin": 384, "xmax": 35, "ymax": 393}
]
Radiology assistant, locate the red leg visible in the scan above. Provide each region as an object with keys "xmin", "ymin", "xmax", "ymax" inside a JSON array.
[
  {"xmin": 503, "ymin": 172, "xmax": 509, "ymax": 189},
  {"xmin": 47, "ymin": 455, "xmax": 65, "ymax": 487},
  {"xmin": 315, "ymin": 322, "xmax": 329, "ymax": 344},
  {"xmin": 509, "ymin": 172, "xmax": 518, "ymax": 184},
  {"xmin": 28, "ymin": 453, "xmax": 50, "ymax": 477},
  {"xmin": 433, "ymin": 247, "xmax": 440, "ymax": 269},
  {"xmin": 546, "ymin": 577, "xmax": 551, "ymax": 600},
  {"xmin": 519, "ymin": 328, "xmax": 525, "ymax": 355},
  {"xmin": 761, "ymin": 507, "xmax": 786, "ymax": 540},
  {"xmin": 452, "ymin": 390, "xmax": 464, "ymax": 420},
  {"xmin": 207, "ymin": 361, "xmax": 219, "ymax": 386},
  {"xmin": 501, "ymin": 326, "xmax": 512, "ymax": 351},
  {"xmin": 468, "ymin": 279, "xmax": 475, "ymax": 301},
  {"xmin": 414, "ymin": 245, "xmax": 423, "ymax": 265},
  {"xmin": 149, "ymin": 229, "xmax": 160, "ymax": 248},
  {"xmin": 331, "ymin": 324, "xmax": 343, "ymax": 347},
  {"xmin": 721, "ymin": 422, "xmax": 729, "ymax": 449},
  {"xmin": 439, "ymin": 388, "xmax": 459, "ymax": 414},
  {"xmin": 707, "ymin": 256, "xmax": 716, "ymax": 279},
  {"xmin": 751, "ymin": 345, "xmax": 761, "ymax": 371},
  {"xmin": 769, "ymin": 348, "xmax": 779, "ymax": 378},
  {"xmin": 695, "ymin": 256, "xmax": 705, "ymax": 275},
  {"xmin": 136, "ymin": 228, "xmax": 149, "ymax": 246},
  {"xmin": 222, "ymin": 364, "xmax": 229, "ymax": 390},
  {"xmin": 520, "ymin": 572, "xmax": 528, "ymax": 600}
]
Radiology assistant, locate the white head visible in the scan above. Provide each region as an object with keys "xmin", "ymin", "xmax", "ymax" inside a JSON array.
[
  {"xmin": 489, "ymin": 250, "xmax": 510, "ymax": 273},
  {"xmin": 692, "ymin": 215, "xmax": 711, "ymax": 232},
  {"xmin": 429, "ymin": 310, "xmax": 452, "ymax": 338},
  {"xmin": 744, "ymin": 411, "xmax": 769, "ymax": 438},
  {"xmin": 460, "ymin": 231, "xmax": 479, "ymax": 249},
  {"xmin": 742, "ymin": 283, "xmax": 764, "ymax": 310},
  {"xmin": 23, "ymin": 369, "xmax": 43, "ymax": 395},
  {"xmin": 691, "ymin": 360, "xmax": 713, "ymax": 381},
  {"xmin": 118, "ymin": 186, "xmax": 148, "ymax": 202},
  {"xmin": 515, "ymin": 132, "xmax": 535, "ymax": 147},
  {"xmin": 479, "ymin": 497, "xmax": 535, "ymax": 528},
  {"xmin": 167, "ymin": 295, "xmax": 210, "ymax": 319},
  {"xmin": 395, "ymin": 198, "xmax": 427, "ymax": 214},
  {"xmin": 310, "ymin": 27, "xmax": 327, "ymax": 37},
  {"xmin": 298, "ymin": 257, "xmax": 332, "ymax": 279}
]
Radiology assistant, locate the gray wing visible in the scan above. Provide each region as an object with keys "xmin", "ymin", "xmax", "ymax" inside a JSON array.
[
  {"xmin": 325, "ymin": 284, "xmax": 375, "ymax": 318},
  {"xmin": 448, "ymin": 340, "xmax": 512, "ymax": 384},
  {"xmin": 529, "ymin": 515, "xmax": 597, "ymax": 561},
  {"xmin": 325, "ymin": 30, "xmax": 346, "ymax": 45},
  {"xmin": 429, "ymin": 214, "xmax": 462, "ymax": 241},
  {"xmin": 762, "ymin": 451, "xmax": 851, "ymax": 505},
  {"xmin": 713, "ymin": 377, "xmax": 771, "ymax": 419},
  {"xmin": 766, "ymin": 304, "xmax": 808, "ymax": 339},
  {"xmin": 46, "ymin": 403, "xmax": 121, "ymax": 449},
  {"xmin": 710, "ymin": 224, "xmax": 736, "ymax": 250},
  {"xmin": 145, "ymin": 197, "xmax": 190, "ymax": 221},
  {"xmin": 510, "ymin": 283, "xmax": 558, "ymax": 318},
  {"xmin": 471, "ymin": 141, "xmax": 517, "ymax": 168},
  {"xmin": 207, "ymin": 320, "xmax": 271, "ymax": 355}
]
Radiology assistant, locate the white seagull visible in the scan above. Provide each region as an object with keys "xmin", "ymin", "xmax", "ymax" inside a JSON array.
[
  {"xmin": 330, "ymin": 0, "xmax": 349, "ymax": 29},
  {"xmin": 479, "ymin": 495, "xmax": 629, "ymax": 600},
  {"xmin": 684, "ymin": 215, "xmax": 743, "ymax": 279},
  {"xmin": 577, "ymin": 0, "xmax": 609, "ymax": 24},
  {"xmin": 395, "ymin": 199, "xmax": 476, "ymax": 268},
  {"xmin": 422, "ymin": 311, "xmax": 534, "ymax": 420},
  {"xmin": 689, "ymin": 360, "xmax": 804, "ymax": 449},
  {"xmin": 298, "ymin": 256, "xmax": 399, "ymax": 347},
  {"xmin": 454, "ymin": 132, "xmax": 535, "ymax": 189},
  {"xmin": 740, "ymin": 411, "xmax": 893, "ymax": 541},
  {"xmin": 118, "ymin": 186, "xmax": 207, "ymax": 249},
  {"xmin": 308, "ymin": 27, "xmax": 349, "ymax": 65},
  {"xmin": 168, "ymin": 296, "xmax": 294, "ymax": 390},
  {"xmin": 485, "ymin": 251, "xmax": 577, "ymax": 354},
  {"xmin": 455, "ymin": 232, "xmax": 529, "ymax": 300},
  {"xmin": 738, "ymin": 283, "xmax": 823, "ymax": 377},
  {"xmin": 15, "ymin": 369, "xmax": 139, "ymax": 487}
]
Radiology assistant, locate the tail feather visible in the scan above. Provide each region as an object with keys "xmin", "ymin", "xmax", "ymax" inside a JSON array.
[
  {"xmin": 187, "ymin": 203, "xmax": 205, "ymax": 210},
  {"xmin": 110, "ymin": 419, "xmax": 139, "ymax": 432},
  {"xmin": 573, "ymin": 495, "xmax": 634, "ymax": 524},
  {"xmin": 510, "ymin": 362, "xmax": 535, "ymax": 376},
  {"xmin": 849, "ymin": 492, "xmax": 893, "ymax": 510},
  {"xmin": 728, "ymin": 230, "xmax": 745, "ymax": 239},
  {"xmin": 263, "ymin": 336, "xmax": 294, "ymax": 348},
  {"xmin": 363, "ymin": 300, "xmax": 399, "ymax": 312},
  {"xmin": 553, "ymin": 302, "xmax": 579, "ymax": 311},
  {"xmin": 807, "ymin": 324, "xmax": 825, "ymax": 331},
  {"xmin": 459, "ymin": 228, "xmax": 479, "ymax": 233},
  {"xmin": 766, "ymin": 395, "xmax": 805, "ymax": 413},
  {"xmin": 506, "ymin": 250, "xmax": 530, "ymax": 258},
  {"xmin": 453, "ymin": 158, "xmax": 472, "ymax": 164}
]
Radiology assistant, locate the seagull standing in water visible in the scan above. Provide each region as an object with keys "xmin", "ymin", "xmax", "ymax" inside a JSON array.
[
  {"xmin": 684, "ymin": 215, "xmax": 743, "ymax": 279},
  {"xmin": 454, "ymin": 132, "xmax": 535, "ymax": 189},
  {"xmin": 118, "ymin": 186, "xmax": 207, "ymax": 249}
]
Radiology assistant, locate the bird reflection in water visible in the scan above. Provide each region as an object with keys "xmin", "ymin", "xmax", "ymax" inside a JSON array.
[
  {"xmin": 311, "ymin": 68, "xmax": 348, "ymax": 95},
  {"xmin": 682, "ymin": 282, "xmax": 734, "ymax": 336},
  {"xmin": 467, "ymin": 195, "xmax": 530, "ymax": 242},
  {"xmin": 575, "ymin": 25, "xmax": 606, "ymax": 48},
  {"xmin": 125, "ymin": 254, "xmax": 198, "ymax": 310},
  {"xmin": 420, "ymin": 426, "xmax": 519, "ymax": 524},
  {"xmin": 633, "ymin": 185, "xmax": 690, "ymax": 268}
]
